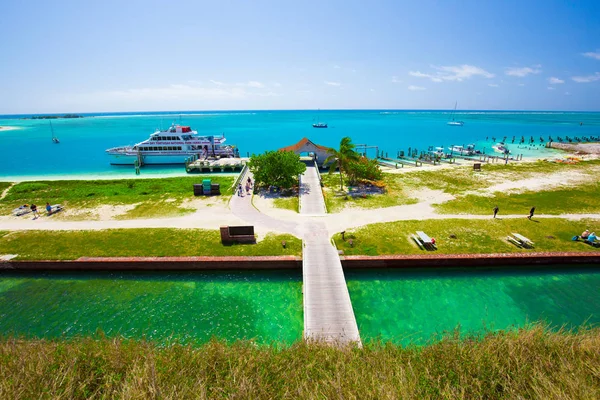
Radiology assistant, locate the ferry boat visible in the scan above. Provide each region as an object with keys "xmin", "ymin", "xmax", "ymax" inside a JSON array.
[{"xmin": 106, "ymin": 124, "xmax": 239, "ymax": 165}]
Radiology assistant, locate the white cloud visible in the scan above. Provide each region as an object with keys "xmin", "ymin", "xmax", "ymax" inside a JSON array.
[
  {"xmin": 488, "ymin": 83, "xmax": 499, "ymax": 87},
  {"xmin": 272, "ymin": 82, "xmax": 282, "ymax": 87},
  {"xmin": 243, "ymin": 81, "xmax": 265, "ymax": 88},
  {"xmin": 583, "ymin": 51, "xmax": 600, "ymax": 60},
  {"xmin": 391, "ymin": 76, "xmax": 402, "ymax": 83},
  {"xmin": 547, "ymin": 87, "xmax": 555, "ymax": 90},
  {"xmin": 325, "ymin": 81, "xmax": 341, "ymax": 86},
  {"xmin": 548, "ymin": 77, "xmax": 564, "ymax": 84},
  {"xmin": 88, "ymin": 80, "xmax": 281, "ymax": 104},
  {"xmin": 505, "ymin": 66, "xmax": 541, "ymax": 77},
  {"xmin": 409, "ymin": 64, "xmax": 494, "ymax": 82},
  {"xmin": 572, "ymin": 72, "xmax": 600, "ymax": 83},
  {"xmin": 408, "ymin": 85, "xmax": 426, "ymax": 91}
]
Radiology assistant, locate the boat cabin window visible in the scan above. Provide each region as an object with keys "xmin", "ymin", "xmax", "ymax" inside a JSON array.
[{"xmin": 181, "ymin": 135, "xmax": 191, "ymax": 140}]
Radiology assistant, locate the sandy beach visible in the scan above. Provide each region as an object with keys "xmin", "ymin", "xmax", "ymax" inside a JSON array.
[{"xmin": 0, "ymin": 126, "xmax": 20, "ymax": 131}]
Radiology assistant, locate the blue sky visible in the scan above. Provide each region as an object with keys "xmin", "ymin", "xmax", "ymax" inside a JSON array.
[{"xmin": 1, "ymin": 0, "xmax": 599, "ymax": 113}]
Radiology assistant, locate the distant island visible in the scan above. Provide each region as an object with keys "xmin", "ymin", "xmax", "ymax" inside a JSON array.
[{"xmin": 25, "ymin": 114, "xmax": 84, "ymax": 120}]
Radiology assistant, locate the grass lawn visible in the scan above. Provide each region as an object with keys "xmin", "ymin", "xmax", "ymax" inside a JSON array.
[
  {"xmin": 0, "ymin": 176, "xmax": 235, "ymax": 219},
  {"xmin": 0, "ymin": 229, "xmax": 301, "ymax": 260},
  {"xmin": 333, "ymin": 218, "xmax": 600, "ymax": 255},
  {"xmin": 272, "ymin": 195, "xmax": 299, "ymax": 213},
  {"xmin": 435, "ymin": 182, "xmax": 600, "ymax": 215},
  {"xmin": 321, "ymin": 172, "xmax": 418, "ymax": 213}
]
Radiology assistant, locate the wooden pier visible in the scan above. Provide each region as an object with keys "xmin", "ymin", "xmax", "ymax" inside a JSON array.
[{"xmin": 185, "ymin": 157, "xmax": 248, "ymax": 173}]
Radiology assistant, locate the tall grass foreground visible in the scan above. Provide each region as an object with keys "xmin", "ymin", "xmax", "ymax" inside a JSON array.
[{"xmin": 0, "ymin": 325, "xmax": 598, "ymax": 399}]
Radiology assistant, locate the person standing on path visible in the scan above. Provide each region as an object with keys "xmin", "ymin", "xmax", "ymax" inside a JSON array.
[
  {"xmin": 30, "ymin": 204, "xmax": 39, "ymax": 219},
  {"xmin": 528, "ymin": 206, "xmax": 535, "ymax": 220},
  {"xmin": 237, "ymin": 184, "xmax": 243, "ymax": 197},
  {"xmin": 493, "ymin": 205, "xmax": 499, "ymax": 218}
]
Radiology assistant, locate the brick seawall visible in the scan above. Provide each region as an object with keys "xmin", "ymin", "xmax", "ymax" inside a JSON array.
[{"xmin": 1, "ymin": 252, "xmax": 599, "ymax": 271}]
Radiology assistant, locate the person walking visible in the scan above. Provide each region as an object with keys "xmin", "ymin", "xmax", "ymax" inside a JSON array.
[
  {"xmin": 528, "ymin": 206, "xmax": 535, "ymax": 220},
  {"xmin": 30, "ymin": 204, "xmax": 39, "ymax": 219},
  {"xmin": 237, "ymin": 183, "xmax": 243, "ymax": 197},
  {"xmin": 493, "ymin": 205, "xmax": 499, "ymax": 218}
]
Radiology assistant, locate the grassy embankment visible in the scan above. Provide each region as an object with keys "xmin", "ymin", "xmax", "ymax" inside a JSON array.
[
  {"xmin": 320, "ymin": 159, "xmax": 600, "ymax": 214},
  {"xmin": 0, "ymin": 176, "xmax": 235, "ymax": 220},
  {"xmin": 1, "ymin": 325, "xmax": 599, "ymax": 398},
  {"xmin": 0, "ymin": 229, "xmax": 301, "ymax": 260},
  {"xmin": 334, "ymin": 218, "xmax": 600, "ymax": 255}
]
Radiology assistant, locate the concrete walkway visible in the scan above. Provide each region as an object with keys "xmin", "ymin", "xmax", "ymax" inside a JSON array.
[
  {"xmin": 229, "ymin": 168, "xmax": 302, "ymax": 237},
  {"xmin": 299, "ymin": 161, "xmax": 327, "ymax": 216}
]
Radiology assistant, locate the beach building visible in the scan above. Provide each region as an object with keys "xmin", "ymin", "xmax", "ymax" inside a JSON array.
[{"xmin": 279, "ymin": 138, "xmax": 330, "ymax": 167}]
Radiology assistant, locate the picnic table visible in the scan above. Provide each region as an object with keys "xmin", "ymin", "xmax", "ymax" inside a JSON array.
[
  {"xmin": 507, "ymin": 232, "xmax": 535, "ymax": 248},
  {"xmin": 412, "ymin": 231, "xmax": 437, "ymax": 250}
]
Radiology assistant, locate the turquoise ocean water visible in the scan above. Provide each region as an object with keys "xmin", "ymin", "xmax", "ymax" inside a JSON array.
[{"xmin": 1, "ymin": 110, "xmax": 599, "ymax": 179}]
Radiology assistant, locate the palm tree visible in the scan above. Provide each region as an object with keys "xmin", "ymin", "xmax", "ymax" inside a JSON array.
[{"xmin": 325, "ymin": 137, "xmax": 360, "ymax": 191}]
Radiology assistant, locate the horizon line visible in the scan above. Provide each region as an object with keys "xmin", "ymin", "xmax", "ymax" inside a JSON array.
[{"xmin": 2, "ymin": 108, "xmax": 600, "ymax": 117}]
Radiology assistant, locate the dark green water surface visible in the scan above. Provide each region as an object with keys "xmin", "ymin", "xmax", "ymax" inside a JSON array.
[
  {"xmin": 345, "ymin": 266, "xmax": 600, "ymax": 345},
  {"xmin": 0, "ymin": 270, "xmax": 303, "ymax": 345}
]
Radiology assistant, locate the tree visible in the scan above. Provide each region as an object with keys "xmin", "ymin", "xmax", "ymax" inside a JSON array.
[
  {"xmin": 248, "ymin": 150, "xmax": 306, "ymax": 190},
  {"xmin": 345, "ymin": 156, "xmax": 383, "ymax": 183},
  {"xmin": 325, "ymin": 137, "xmax": 360, "ymax": 190}
]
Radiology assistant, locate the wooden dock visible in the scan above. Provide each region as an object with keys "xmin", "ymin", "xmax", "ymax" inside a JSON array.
[
  {"xmin": 300, "ymin": 163, "xmax": 361, "ymax": 345},
  {"xmin": 185, "ymin": 157, "xmax": 248, "ymax": 173}
]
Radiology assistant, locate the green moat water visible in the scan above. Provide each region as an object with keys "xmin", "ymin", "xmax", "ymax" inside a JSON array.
[
  {"xmin": 1, "ymin": 266, "xmax": 599, "ymax": 345},
  {"xmin": 346, "ymin": 266, "xmax": 600, "ymax": 345},
  {"xmin": 0, "ymin": 270, "xmax": 303, "ymax": 345}
]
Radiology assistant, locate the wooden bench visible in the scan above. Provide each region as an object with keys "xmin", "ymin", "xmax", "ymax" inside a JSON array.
[
  {"xmin": 415, "ymin": 231, "xmax": 437, "ymax": 250},
  {"xmin": 220, "ymin": 226, "xmax": 256, "ymax": 244}
]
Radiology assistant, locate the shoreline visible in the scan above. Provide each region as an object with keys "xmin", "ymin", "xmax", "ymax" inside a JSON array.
[{"xmin": 0, "ymin": 148, "xmax": 570, "ymax": 183}]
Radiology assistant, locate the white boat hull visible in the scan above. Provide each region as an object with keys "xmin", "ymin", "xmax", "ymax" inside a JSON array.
[{"xmin": 108, "ymin": 153, "xmax": 208, "ymax": 165}]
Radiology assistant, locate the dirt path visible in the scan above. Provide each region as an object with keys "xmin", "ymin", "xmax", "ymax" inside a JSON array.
[{"xmin": 0, "ymin": 183, "xmax": 15, "ymax": 201}]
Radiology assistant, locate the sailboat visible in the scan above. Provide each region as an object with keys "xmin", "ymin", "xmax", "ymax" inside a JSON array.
[
  {"xmin": 447, "ymin": 102, "xmax": 464, "ymax": 126},
  {"xmin": 50, "ymin": 121, "xmax": 60, "ymax": 143},
  {"xmin": 312, "ymin": 109, "xmax": 328, "ymax": 128}
]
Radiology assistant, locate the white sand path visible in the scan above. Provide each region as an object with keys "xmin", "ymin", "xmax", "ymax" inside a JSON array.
[{"xmin": 2, "ymin": 190, "xmax": 598, "ymax": 240}]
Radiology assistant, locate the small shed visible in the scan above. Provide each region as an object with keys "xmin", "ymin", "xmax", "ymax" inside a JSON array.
[{"xmin": 279, "ymin": 138, "xmax": 331, "ymax": 167}]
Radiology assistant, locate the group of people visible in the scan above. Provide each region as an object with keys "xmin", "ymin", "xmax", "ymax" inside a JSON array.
[
  {"xmin": 575, "ymin": 229, "xmax": 597, "ymax": 243},
  {"xmin": 237, "ymin": 177, "xmax": 253, "ymax": 197},
  {"xmin": 20, "ymin": 202, "xmax": 56, "ymax": 219},
  {"xmin": 492, "ymin": 206, "xmax": 536, "ymax": 219}
]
